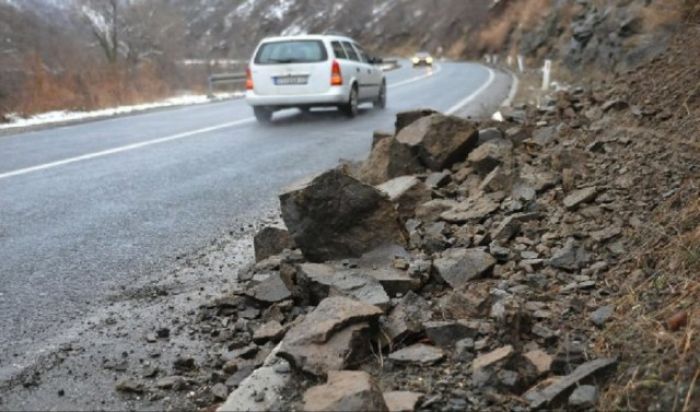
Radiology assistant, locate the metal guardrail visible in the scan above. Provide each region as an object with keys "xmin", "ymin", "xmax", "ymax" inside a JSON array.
[
  {"xmin": 207, "ymin": 59, "xmax": 400, "ymax": 96},
  {"xmin": 208, "ymin": 72, "xmax": 246, "ymax": 96}
]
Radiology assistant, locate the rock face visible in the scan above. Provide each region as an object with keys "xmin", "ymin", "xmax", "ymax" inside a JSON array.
[
  {"xmin": 303, "ymin": 371, "xmax": 389, "ymax": 412},
  {"xmin": 278, "ymin": 297, "xmax": 382, "ymax": 376},
  {"xmin": 395, "ymin": 114, "xmax": 479, "ymax": 171},
  {"xmin": 280, "ymin": 168, "xmax": 408, "ymax": 262},
  {"xmin": 253, "ymin": 227, "xmax": 295, "ymax": 262},
  {"xmin": 434, "ymin": 248, "xmax": 496, "ymax": 289}
]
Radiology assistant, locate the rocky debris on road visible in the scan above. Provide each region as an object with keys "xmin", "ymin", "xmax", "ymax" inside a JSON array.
[{"xmin": 187, "ymin": 92, "xmax": 684, "ymax": 409}]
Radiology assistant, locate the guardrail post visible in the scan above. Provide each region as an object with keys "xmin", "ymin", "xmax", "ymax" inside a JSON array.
[
  {"xmin": 517, "ymin": 55, "xmax": 525, "ymax": 72},
  {"xmin": 542, "ymin": 59, "xmax": 552, "ymax": 91}
]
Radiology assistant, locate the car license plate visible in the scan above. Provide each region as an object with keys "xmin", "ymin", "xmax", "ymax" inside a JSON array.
[{"xmin": 274, "ymin": 75, "xmax": 308, "ymax": 85}]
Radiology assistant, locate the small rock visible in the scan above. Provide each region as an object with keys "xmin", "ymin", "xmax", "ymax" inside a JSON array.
[
  {"xmin": 472, "ymin": 345, "xmax": 514, "ymax": 372},
  {"xmin": 569, "ymin": 385, "xmax": 598, "ymax": 408},
  {"xmin": 254, "ymin": 227, "xmax": 295, "ymax": 262},
  {"xmin": 173, "ymin": 356, "xmax": 196, "ymax": 372},
  {"xmin": 528, "ymin": 358, "xmax": 616, "ymax": 409},
  {"xmin": 424, "ymin": 320, "xmax": 479, "ymax": 348},
  {"xmin": 590, "ymin": 305, "xmax": 614, "ymax": 327},
  {"xmin": 303, "ymin": 371, "xmax": 389, "ymax": 412},
  {"xmin": 246, "ymin": 273, "xmax": 293, "ymax": 304},
  {"xmin": 253, "ymin": 321, "xmax": 286, "ymax": 343},
  {"xmin": 563, "ymin": 187, "xmax": 598, "ymax": 210},
  {"xmin": 388, "ymin": 344, "xmax": 445, "ymax": 365},
  {"xmin": 434, "ymin": 248, "xmax": 496, "ymax": 289},
  {"xmin": 115, "ymin": 378, "xmax": 144, "ymax": 394},
  {"xmin": 523, "ymin": 350, "xmax": 553, "ymax": 376},
  {"xmin": 549, "ymin": 238, "xmax": 590, "ymax": 271},
  {"xmin": 212, "ymin": 382, "xmax": 230, "ymax": 401},
  {"xmin": 383, "ymin": 391, "xmax": 424, "ymax": 412},
  {"xmin": 155, "ymin": 375, "xmax": 188, "ymax": 391}
]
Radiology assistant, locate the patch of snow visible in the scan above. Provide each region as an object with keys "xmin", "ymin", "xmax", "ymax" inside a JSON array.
[
  {"xmin": 265, "ymin": 0, "xmax": 295, "ymax": 20},
  {"xmin": 235, "ymin": 0, "xmax": 257, "ymax": 18},
  {"xmin": 0, "ymin": 92, "xmax": 244, "ymax": 130}
]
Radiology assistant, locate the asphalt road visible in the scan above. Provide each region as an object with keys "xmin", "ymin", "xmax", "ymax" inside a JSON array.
[{"xmin": 0, "ymin": 61, "xmax": 512, "ymax": 385}]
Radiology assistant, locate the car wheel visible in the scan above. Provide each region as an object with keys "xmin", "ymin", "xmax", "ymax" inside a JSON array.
[
  {"xmin": 253, "ymin": 107, "xmax": 273, "ymax": 124},
  {"xmin": 375, "ymin": 81, "xmax": 387, "ymax": 109},
  {"xmin": 341, "ymin": 85, "xmax": 359, "ymax": 118}
]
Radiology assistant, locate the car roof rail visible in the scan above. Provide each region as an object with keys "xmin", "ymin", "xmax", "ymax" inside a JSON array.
[{"xmin": 323, "ymin": 30, "xmax": 348, "ymax": 37}]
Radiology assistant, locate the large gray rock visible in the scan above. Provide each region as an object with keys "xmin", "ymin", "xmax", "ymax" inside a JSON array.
[
  {"xmin": 303, "ymin": 371, "xmax": 389, "ymax": 412},
  {"xmin": 434, "ymin": 248, "xmax": 496, "ymax": 289},
  {"xmin": 297, "ymin": 263, "xmax": 390, "ymax": 310},
  {"xmin": 253, "ymin": 227, "xmax": 295, "ymax": 262},
  {"xmin": 527, "ymin": 358, "xmax": 617, "ymax": 409},
  {"xmin": 278, "ymin": 297, "xmax": 382, "ymax": 376},
  {"xmin": 395, "ymin": 109, "xmax": 438, "ymax": 133},
  {"xmin": 395, "ymin": 114, "xmax": 479, "ymax": 171},
  {"xmin": 358, "ymin": 135, "xmax": 425, "ymax": 185},
  {"xmin": 280, "ymin": 168, "xmax": 407, "ymax": 262},
  {"xmin": 377, "ymin": 175, "xmax": 432, "ymax": 221}
]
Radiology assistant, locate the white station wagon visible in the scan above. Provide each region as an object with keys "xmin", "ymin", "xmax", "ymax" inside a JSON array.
[{"xmin": 245, "ymin": 34, "xmax": 386, "ymax": 123}]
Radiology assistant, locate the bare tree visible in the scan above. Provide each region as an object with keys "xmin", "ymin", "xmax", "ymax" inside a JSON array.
[{"xmin": 81, "ymin": 0, "xmax": 121, "ymax": 64}]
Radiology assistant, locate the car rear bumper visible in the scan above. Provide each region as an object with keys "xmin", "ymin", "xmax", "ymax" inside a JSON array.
[{"xmin": 246, "ymin": 87, "xmax": 348, "ymax": 107}]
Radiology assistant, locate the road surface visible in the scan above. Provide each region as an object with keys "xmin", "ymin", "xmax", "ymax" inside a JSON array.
[{"xmin": 0, "ymin": 61, "xmax": 512, "ymax": 409}]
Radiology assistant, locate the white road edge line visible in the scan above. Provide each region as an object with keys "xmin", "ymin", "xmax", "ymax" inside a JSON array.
[
  {"xmin": 445, "ymin": 66, "xmax": 496, "ymax": 116},
  {"xmin": 389, "ymin": 63, "xmax": 443, "ymax": 89},
  {"xmin": 0, "ymin": 118, "xmax": 255, "ymax": 181},
  {"xmin": 500, "ymin": 68, "xmax": 519, "ymax": 107},
  {"xmin": 0, "ymin": 63, "xmax": 448, "ymax": 181}
]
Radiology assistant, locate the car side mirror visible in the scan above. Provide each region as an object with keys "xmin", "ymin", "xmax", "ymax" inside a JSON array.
[{"xmin": 369, "ymin": 57, "xmax": 383, "ymax": 65}]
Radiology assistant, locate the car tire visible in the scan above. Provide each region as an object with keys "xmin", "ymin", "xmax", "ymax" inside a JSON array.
[
  {"xmin": 340, "ymin": 85, "xmax": 359, "ymax": 118},
  {"xmin": 253, "ymin": 107, "xmax": 273, "ymax": 124},
  {"xmin": 375, "ymin": 81, "xmax": 387, "ymax": 109}
]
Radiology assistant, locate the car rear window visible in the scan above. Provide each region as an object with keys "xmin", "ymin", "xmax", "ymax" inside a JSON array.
[
  {"xmin": 331, "ymin": 41, "xmax": 347, "ymax": 59},
  {"xmin": 341, "ymin": 42, "xmax": 360, "ymax": 62},
  {"xmin": 254, "ymin": 40, "xmax": 328, "ymax": 64}
]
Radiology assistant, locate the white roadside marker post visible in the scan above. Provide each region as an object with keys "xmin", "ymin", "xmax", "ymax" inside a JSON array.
[{"xmin": 542, "ymin": 59, "xmax": 552, "ymax": 91}]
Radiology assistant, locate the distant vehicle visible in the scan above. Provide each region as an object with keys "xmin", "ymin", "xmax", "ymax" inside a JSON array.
[
  {"xmin": 245, "ymin": 34, "xmax": 387, "ymax": 123},
  {"xmin": 412, "ymin": 52, "xmax": 434, "ymax": 67}
]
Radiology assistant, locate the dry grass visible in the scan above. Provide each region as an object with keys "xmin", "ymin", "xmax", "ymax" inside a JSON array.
[
  {"xmin": 600, "ymin": 192, "xmax": 700, "ymax": 411},
  {"xmin": 16, "ymin": 53, "xmax": 177, "ymax": 116}
]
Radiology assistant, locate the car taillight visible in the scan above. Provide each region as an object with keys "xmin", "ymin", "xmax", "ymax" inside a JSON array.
[
  {"xmin": 245, "ymin": 67, "xmax": 254, "ymax": 90},
  {"xmin": 331, "ymin": 60, "xmax": 343, "ymax": 86}
]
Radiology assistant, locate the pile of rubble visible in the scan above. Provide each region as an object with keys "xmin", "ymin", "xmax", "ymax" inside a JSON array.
[{"xmin": 201, "ymin": 95, "xmax": 661, "ymax": 410}]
